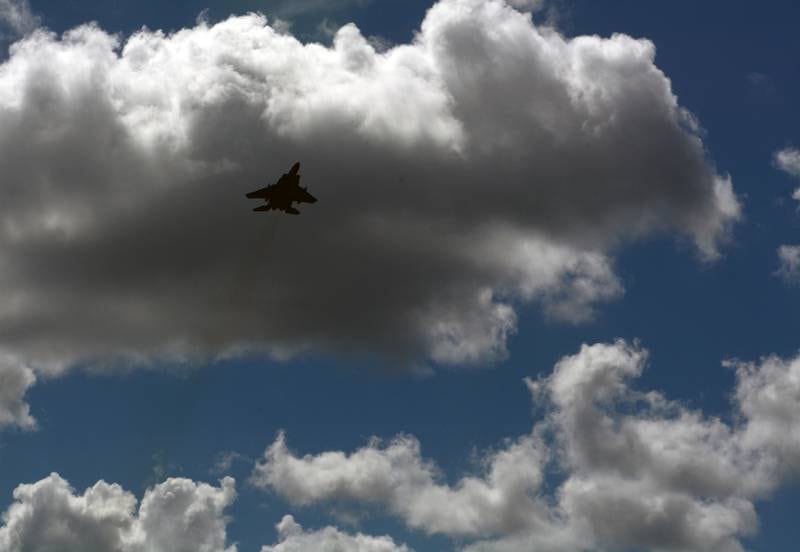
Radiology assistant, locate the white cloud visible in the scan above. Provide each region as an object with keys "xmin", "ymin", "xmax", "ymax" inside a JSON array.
[
  {"xmin": 0, "ymin": 473, "xmax": 137, "ymax": 552},
  {"xmin": 253, "ymin": 431, "xmax": 550, "ymax": 538},
  {"xmin": 0, "ymin": 0, "xmax": 39, "ymax": 38},
  {"xmin": 734, "ymin": 352, "xmax": 800, "ymax": 476},
  {"xmin": 5, "ymin": 341, "xmax": 800, "ymax": 551},
  {"xmin": 775, "ymin": 147, "xmax": 800, "ymax": 178},
  {"xmin": 256, "ymin": 341, "xmax": 800, "ymax": 551},
  {"xmin": 774, "ymin": 147, "xmax": 800, "ymax": 202},
  {"xmin": 0, "ymin": 474, "xmax": 237, "ymax": 552},
  {"xmin": 526, "ymin": 342, "xmax": 764, "ymax": 552},
  {"xmin": 211, "ymin": 451, "xmax": 252, "ymax": 475},
  {"xmin": 0, "ymin": 0, "xmax": 739, "ymax": 425},
  {"xmin": 537, "ymin": 342, "xmax": 770, "ymax": 498},
  {"xmin": 261, "ymin": 515, "xmax": 411, "ymax": 552},
  {"xmin": 128, "ymin": 477, "xmax": 237, "ymax": 552},
  {"xmin": 777, "ymin": 245, "xmax": 800, "ymax": 283},
  {"xmin": 0, "ymin": 474, "xmax": 415, "ymax": 552}
]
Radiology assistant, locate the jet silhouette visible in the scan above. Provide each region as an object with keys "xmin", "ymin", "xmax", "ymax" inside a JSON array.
[{"xmin": 246, "ymin": 162, "xmax": 317, "ymax": 215}]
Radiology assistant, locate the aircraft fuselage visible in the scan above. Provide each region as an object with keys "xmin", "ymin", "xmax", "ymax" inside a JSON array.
[{"xmin": 246, "ymin": 162, "xmax": 316, "ymax": 215}]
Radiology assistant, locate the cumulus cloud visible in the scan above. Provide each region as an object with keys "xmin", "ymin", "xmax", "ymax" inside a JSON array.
[
  {"xmin": 0, "ymin": 0, "xmax": 739, "ymax": 425},
  {"xmin": 521, "ymin": 342, "xmax": 762, "ymax": 552},
  {"xmin": 262, "ymin": 515, "xmax": 411, "ymax": 552},
  {"xmin": 253, "ymin": 431, "xmax": 551, "ymax": 538},
  {"xmin": 5, "ymin": 342, "xmax": 800, "ymax": 551},
  {"xmin": 777, "ymin": 245, "xmax": 800, "ymax": 283},
  {"xmin": 734, "ymin": 352, "xmax": 800, "ymax": 474},
  {"xmin": 256, "ymin": 341, "xmax": 800, "ymax": 551},
  {"xmin": 0, "ymin": 474, "xmax": 237, "ymax": 552},
  {"xmin": 0, "ymin": 0, "xmax": 39, "ymax": 38},
  {"xmin": 0, "ymin": 473, "xmax": 416, "ymax": 552}
]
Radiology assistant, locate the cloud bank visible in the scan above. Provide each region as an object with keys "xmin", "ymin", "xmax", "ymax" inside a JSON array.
[
  {"xmin": 254, "ymin": 341, "xmax": 800, "ymax": 552},
  {"xmin": 0, "ymin": 0, "xmax": 739, "ymax": 426},
  {"xmin": 0, "ymin": 474, "xmax": 411, "ymax": 552},
  {"xmin": 3, "ymin": 341, "xmax": 800, "ymax": 551}
]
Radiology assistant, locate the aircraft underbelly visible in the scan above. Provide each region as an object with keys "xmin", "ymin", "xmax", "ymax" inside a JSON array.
[{"xmin": 247, "ymin": 162, "xmax": 313, "ymax": 215}]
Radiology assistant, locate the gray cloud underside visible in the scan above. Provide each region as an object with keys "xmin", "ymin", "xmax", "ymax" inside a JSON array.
[
  {"xmin": 0, "ymin": 0, "xmax": 739, "ymax": 423},
  {"xmin": 254, "ymin": 341, "xmax": 800, "ymax": 552}
]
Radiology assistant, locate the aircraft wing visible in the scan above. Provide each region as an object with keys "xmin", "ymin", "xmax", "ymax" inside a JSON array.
[
  {"xmin": 291, "ymin": 187, "xmax": 317, "ymax": 204},
  {"xmin": 246, "ymin": 186, "xmax": 273, "ymax": 199},
  {"xmin": 246, "ymin": 172, "xmax": 290, "ymax": 198}
]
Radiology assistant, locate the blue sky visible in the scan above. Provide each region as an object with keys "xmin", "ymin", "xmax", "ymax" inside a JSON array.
[{"xmin": 0, "ymin": 1, "xmax": 799, "ymax": 551}]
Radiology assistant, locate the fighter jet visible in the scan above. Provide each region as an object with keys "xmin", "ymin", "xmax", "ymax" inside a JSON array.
[{"xmin": 246, "ymin": 162, "xmax": 317, "ymax": 215}]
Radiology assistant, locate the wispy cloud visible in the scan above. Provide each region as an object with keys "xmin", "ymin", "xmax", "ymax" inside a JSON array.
[
  {"xmin": 774, "ymin": 147, "xmax": 800, "ymax": 178},
  {"xmin": 777, "ymin": 245, "xmax": 800, "ymax": 283},
  {"xmin": 261, "ymin": 0, "xmax": 372, "ymax": 19},
  {"xmin": 0, "ymin": 0, "xmax": 39, "ymax": 38},
  {"xmin": 774, "ymin": 147, "xmax": 800, "ymax": 202}
]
